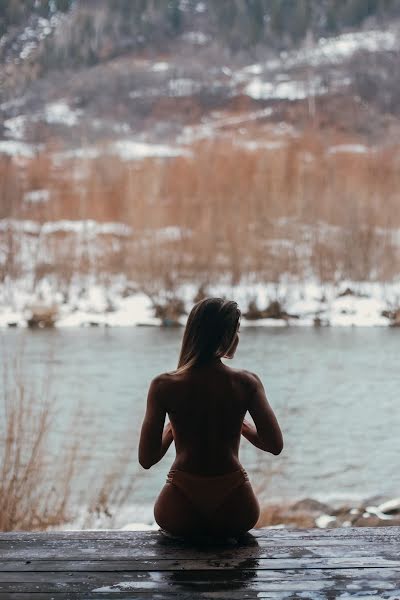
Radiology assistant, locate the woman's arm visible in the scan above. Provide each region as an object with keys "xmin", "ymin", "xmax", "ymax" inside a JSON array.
[
  {"xmin": 160, "ymin": 422, "xmax": 174, "ymax": 460},
  {"xmin": 241, "ymin": 418, "xmax": 270, "ymax": 451},
  {"xmin": 241, "ymin": 372, "xmax": 283, "ymax": 455},
  {"xmin": 138, "ymin": 376, "xmax": 174, "ymax": 469}
]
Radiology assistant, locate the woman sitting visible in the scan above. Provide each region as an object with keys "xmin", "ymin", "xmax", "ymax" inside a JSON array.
[{"xmin": 138, "ymin": 297, "xmax": 283, "ymax": 539}]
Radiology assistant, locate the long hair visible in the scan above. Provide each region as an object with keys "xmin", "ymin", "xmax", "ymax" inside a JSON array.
[{"xmin": 174, "ymin": 297, "xmax": 241, "ymax": 373}]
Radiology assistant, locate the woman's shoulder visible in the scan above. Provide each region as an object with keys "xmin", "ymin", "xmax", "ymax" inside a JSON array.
[
  {"xmin": 150, "ymin": 366, "xmax": 261, "ymax": 389},
  {"xmin": 225, "ymin": 366, "xmax": 262, "ymax": 389},
  {"xmin": 150, "ymin": 370, "xmax": 181, "ymax": 388}
]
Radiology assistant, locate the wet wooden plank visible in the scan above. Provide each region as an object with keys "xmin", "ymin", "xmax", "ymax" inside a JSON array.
[
  {"xmin": 1, "ymin": 555, "xmax": 399, "ymax": 571},
  {"xmin": 0, "ymin": 596, "xmax": 398, "ymax": 600},
  {"xmin": 0, "ymin": 570, "xmax": 400, "ymax": 594},
  {"xmin": 0, "ymin": 527, "xmax": 398, "ymax": 598},
  {"xmin": 1, "ymin": 526, "xmax": 399, "ymax": 540},
  {"xmin": 0, "ymin": 566, "xmax": 400, "ymax": 584},
  {"xmin": 0, "ymin": 596, "xmax": 385, "ymax": 600},
  {"xmin": 0, "ymin": 596, "xmax": 195, "ymax": 600},
  {"xmin": 1, "ymin": 541, "xmax": 399, "ymax": 562},
  {"xmin": 0, "ymin": 596, "xmax": 388, "ymax": 600},
  {"xmin": 1, "ymin": 545, "xmax": 399, "ymax": 562},
  {"xmin": 1, "ymin": 547, "xmax": 399, "ymax": 563}
]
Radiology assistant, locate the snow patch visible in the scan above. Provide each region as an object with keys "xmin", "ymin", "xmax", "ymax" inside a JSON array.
[
  {"xmin": 178, "ymin": 108, "xmax": 273, "ymax": 144},
  {"xmin": 151, "ymin": 61, "xmax": 169, "ymax": 72},
  {"xmin": 245, "ymin": 77, "xmax": 326, "ymax": 101},
  {"xmin": 315, "ymin": 514, "xmax": 336, "ymax": 528},
  {"xmin": 168, "ymin": 78, "xmax": 201, "ymax": 97},
  {"xmin": 327, "ymin": 144, "xmax": 369, "ymax": 155},
  {"xmin": 44, "ymin": 101, "xmax": 81, "ymax": 126},
  {"xmin": 149, "ymin": 226, "xmax": 191, "ymax": 242},
  {"xmin": 242, "ymin": 64, "xmax": 263, "ymax": 76},
  {"xmin": 3, "ymin": 115, "xmax": 28, "ymax": 140},
  {"xmin": 378, "ymin": 498, "xmax": 400, "ymax": 514},
  {"xmin": 12, "ymin": 13, "xmax": 65, "ymax": 63},
  {"xmin": 0, "ymin": 140, "xmax": 38, "ymax": 157},
  {"xmin": 0, "ymin": 219, "xmax": 131, "ymax": 237},
  {"xmin": 237, "ymin": 140, "xmax": 286, "ymax": 152},
  {"xmin": 23, "ymin": 189, "xmax": 50, "ymax": 203},
  {"xmin": 280, "ymin": 29, "xmax": 398, "ymax": 69},
  {"xmin": 313, "ymin": 29, "xmax": 397, "ymax": 64},
  {"xmin": 182, "ymin": 31, "xmax": 209, "ymax": 45},
  {"xmin": 55, "ymin": 140, "xmax": 189, "ymax": 162},
  {"xmin": 55, "ymin": 146, "xmax": 101, "ymax": 161},
  {"xmin": 195, "ymin": 2, "xmax": 206, "ymax": 13},
  {"xmin": 112, "ymin": 140, "xmax": 189, "ymax": 160}
]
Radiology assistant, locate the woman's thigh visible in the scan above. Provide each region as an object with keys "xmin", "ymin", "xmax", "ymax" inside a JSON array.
[
  {"xmin": 154, "ymin": 483, "xmax": 205, "ymax": 536},
  {"xmin": 207, "ymin": 482, "xmax": 260, "ymax": 536}
]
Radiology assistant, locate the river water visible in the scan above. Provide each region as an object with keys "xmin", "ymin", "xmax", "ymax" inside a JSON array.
[{"xmin": 2, "ymin": 326, "xmax": 400, "ymax": 526}]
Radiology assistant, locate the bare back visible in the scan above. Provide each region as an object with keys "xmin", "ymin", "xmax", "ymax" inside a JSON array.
[
  {"xmin": 162, "ymin": 362, "xmax": 250, "ymax": 475},
  {"xmin": 139, "ymin": 357, "xmax": 283, "ymax": 474}
]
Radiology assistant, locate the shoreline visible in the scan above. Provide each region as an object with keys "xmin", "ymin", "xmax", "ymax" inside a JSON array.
[
  {"xmin": 1, "ymin": 279, "xmax": 399, "ymax": 329},
  {"xmin": 54, "ymin": 494, "xmax": 400, "ymax": 533}
]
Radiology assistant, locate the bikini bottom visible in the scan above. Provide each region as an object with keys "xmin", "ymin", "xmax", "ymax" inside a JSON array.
[{"xmin": 166, "ymin": 467, "xmax": 249, "ymax": 519}]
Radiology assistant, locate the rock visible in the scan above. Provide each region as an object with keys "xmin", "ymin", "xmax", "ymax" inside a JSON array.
[
  {"xmin": 338, "ymin": 287, "xmax": 356, "ymax": 297},
  {"xmin": 257, "ymin": 497, "xmax": 400, "ymax": 529},
  {"xmin": 154, "ymin": 297, "xmax": 186, "ymax": 322},
  {"xmin": 332, "ymin": 504, "xmax": 354, "ymax": 517},
  {"xmin": 243, "ymin": 299, "xmax": 264, "ymax": 320},
  {"xmin": 353, "ymin": 514, "xmax": 400, "ymax": 527},
  {"xmin": 338, "ymin": 287, "xmax": 368, "ymax": 298},
  {"xmin": 313, "ymin": 315, "xmax": 330, "ymax": 327},
  {"xmin": 105, "ymin": 300, "xmax": 116, "ymax": 313},
  {"xmin": 193, "ymin": 284, "xmax": 208, "ymax": 304},
  {"xmin": 378, "ymin": 498, "xmax": 400, "ymax": 515},
  {"xmin": 315, "ymin": 514, "xmax": 337, "ymax": 528},
  {"xmin": 291, "ymin": 498, "xmax": 333, "ymax": 514},
  {"xmin": 382, "ymin": 308, "xmax": 400, "ymax": 325},
  {"xmin": 365, "ymin": 504, "xmax": 400, "ymax": 520},
  {"xmin": 331, "ymin": 504, "xmax": 364, "ymax": 526},
  {"xmin": 264, "ymin": 300, "xmax": 285, "ymax": 319},
  {"xmin": 161, "ymin": 318, "xmax": 182, "ymax": 328},
  {"xmin": 314, "ymin": 316, "xmax": 322, "ymax": 327},
  {"xmin": 390, "ymin": 309, "xmax": 400, "ymax": 327},
  {"xmin": 25, "ymin": 303, "xmax": 58, "ymax": 328},
  {"xmin": 244, "ymin": 299, "xmax": 298, "ymax": 321},
  {"xmin": 121, "ymin": 284, "xmax": 138, "ymax": 298},
  {"xmin": 257, "ymin": 504, "xmax": 316, "ymax": 529}
]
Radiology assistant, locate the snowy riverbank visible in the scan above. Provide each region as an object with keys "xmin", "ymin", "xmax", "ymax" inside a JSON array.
[{"xmin": 0, "ymin": 278, "xmax": 399, "ymax": 329}]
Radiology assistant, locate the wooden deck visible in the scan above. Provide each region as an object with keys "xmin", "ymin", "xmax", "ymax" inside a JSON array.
[{"xmin": 0, "ymin": 526, "xmax": 399, "ymax": 598}]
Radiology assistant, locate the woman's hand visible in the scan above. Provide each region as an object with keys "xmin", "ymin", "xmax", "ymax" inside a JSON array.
[
  {"xmin": 163, "ymin": 422, "xmax": 174, "ymax": 445},
  {"xmin": 241, "ymin": 418, "xmax": 256, "ymax": 437},
  {"xmin": 241, "ymin": 416, "xmax": 282, "ymax": 454},
  {"xmin": 163, "ymin": 422, "xmax": 173, "ymax": 437},
  {"xmin": 160, "ymin": 421, "xmax": 174, "ymax": 457},
  {"xmin": 245, "ymin": 372, "xmax": 283, "ymax": 455}
]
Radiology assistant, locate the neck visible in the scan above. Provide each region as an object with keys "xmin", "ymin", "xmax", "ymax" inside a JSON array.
[
  {"xmin": 209, "ymin": 356, "xmax": 222, "ymax": 364},
  {"xmin": 196, "ymin": 356, "xmax": 222, "ymax": 368}
]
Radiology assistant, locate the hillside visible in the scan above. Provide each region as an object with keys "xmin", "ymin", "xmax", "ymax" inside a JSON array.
[
  {"xmin": 1, "ymin": 1, "xmax": 400, "ymax": 328},
  {"xmin": 1, "ymin": 0, "xmax": 400, "ymax": 151}
]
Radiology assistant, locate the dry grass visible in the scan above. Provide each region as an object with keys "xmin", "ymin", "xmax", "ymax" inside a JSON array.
[
  {"xmin": 0, "ymin": 346, "xmax": 139, "ymax": 531},
  {"xmin": 0, "ymin": 349, "xmax": 73, "ymax": 530},
  {"xmin": 256, "ymin": 503, "xmax": 316, "ymax": 529},
  {"xmin": 1, "ymin": 128, "xmax": 400, "ymax": 290}
]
